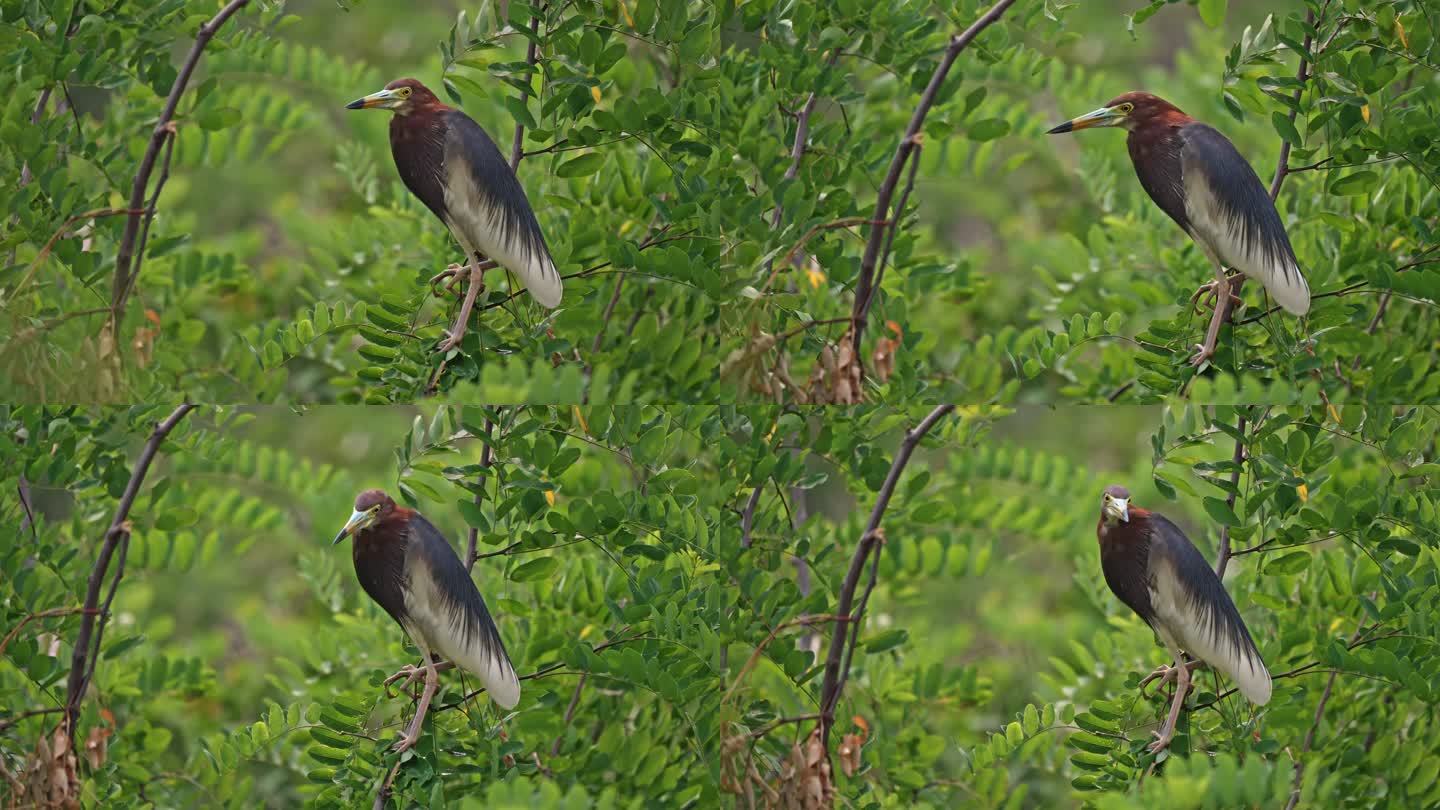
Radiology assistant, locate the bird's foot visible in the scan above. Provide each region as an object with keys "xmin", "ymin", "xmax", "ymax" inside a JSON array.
[
  {"xmin": 1188, "ymin": 274, "xmax": 1244, "ymax": 315},
  {"xmin": 435, "ymin": 330, "xmax": 464, "ymax": 354},
  {"xmin": 1189, "ymin": 342, "xmax": 1216, "ymax": 367},
  {"xmin": 1139, "ymin": 661, "xmax": 1202, "ymax": 696},
  {"xmin": 1147, "ymin": 727, "xmax": 1175, "ymax": 755},
  {"xmin": 429, "ymin": 265, "xmax": 468, "ymax": 298},
  {"xmin": 383, "ymin": 664, "xmax": 426, "ymax": 699},
  {"xmin": 392, "ymin": 729, "xmax": 422, "ymax": 754}
]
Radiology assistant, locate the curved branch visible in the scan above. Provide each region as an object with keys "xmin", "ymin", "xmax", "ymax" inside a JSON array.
[
  {"xmin": 62, "ymin": 403, "xmax": 198, "ymax": 740},
  {"xmin": 849, "ymin": 0, "xmax": 1017, "ymax": 357},
  {"xmin": 108, "ymin": 0, "xmax": 250, "ymax": 336},
  {"xmin": 815, "ymin": 405, "xmax": 954, "ymax": 742}
]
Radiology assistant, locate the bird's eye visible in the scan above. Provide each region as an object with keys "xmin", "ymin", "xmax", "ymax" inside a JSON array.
[
  {"xmin": 1119, "ymin": 103, "xmax": 1134, "ymax": 114},
  {"xmin": 399, "ymin": 87, "xmax": 412, "ymax": 98},
  {"xmin": 1103, "ymin": 493, "xmax": 1111, "ymax": 501}
]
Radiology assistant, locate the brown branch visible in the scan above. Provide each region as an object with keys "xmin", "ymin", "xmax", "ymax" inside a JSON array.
[
  {"xmin": 849, "ymin": 0, "xmax": 1017, "ymax": 356},
  {"xmin": 1213, "ymin": 414, "xmax": 1249, "ymax": 580},
  {"xmin": 871, "ymin": 136, "xmax": 922, "ymax": 305},
  {"xmin": 754, "ymin": 218, "xmax": 887, "ymax": 301},
  {"xmin": 509, "ymin": 8, "xmax": 543, "ymax": 170},
  {"xmin": 18, "ymin": 476, "xmax": 38, "ymax": 542},
  {"xmin": 767, "ymin": 50, "xmax": 841, "ymax": 238},
  {"xmin": 464, "ymin": 417, "xmax": 496, "ymax": 572},
  {"xmin": 722, "ymin": 614, "xmax": 853, "ymax": 707},
  {"xmin": 740, "ymin": 484, "xmax": 763, "ymax": 549},
  {"xmin": 119, "ymin": 122, "xmax": 180, "ymax": 311},
  {"xmin": 550, "ymin": 673, "xmax": 587, "ymax": 756},
  {"xmin": 744, "ymin": 713, "xmax": 822, "ymax": 741},
  {"xmin": 62, "ymin": 403, "xmax": 197, "ymax": 740},
  {"xmin": 1268, "ymin": 10, "xmax": 1316, "ymax": 201},
  {"xmin": 108, "ymin": 0, "xmax": 250, "ymax": 337},
  {"xmin": 0, "ymin": 607, "xmax": 97, "ymax": 658},
  {"xmin": 0, "ymin": 706, "xmax": 65, "ymax": 733},
  {"xmin": 815, "ymin": 405, "xmax": 954, "ymax": 742},
  {"xmin": 1283, "ymin": 670, "xmax": 1341, "ymax": 808}
]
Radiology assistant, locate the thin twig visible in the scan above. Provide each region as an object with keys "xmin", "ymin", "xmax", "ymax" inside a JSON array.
[
  {"xmin": 815, "ymin": 405, "xmax": 954, "ymax": 742},
  {"xmin": 1213, "ymin": 414, "xmax": 1249, "ymax": 579},
  {"xmin": 550, "ymin": 673, "xmax": 588, "ymax": 756},
  {"xmin": 18, "ymin": 476, "xmax": 38, "ymax": 542},
  {"xmin": 464, "ymin": 417, "xmax": 496, "ymax": 571},
  {"xmin": 0, "ymin": 607, "xmax": 97, "ymax": 658},
  {"xmin": 739, "ymin": 485, "xmax": 763, "ymax": 549},
  {"xmin": 62, "ymin": 403, "xmax": 197, "ymax": 741},
  {"xmin": 509, "ymin": 8, "xmax": 543, "ymax": 169},
  {"xmin": 849, "ymin": 0, "xmax": 1017, "ymax": 355},
  {"xmin": 0, "ymin": 706, "xmax": 65, "ymax": 733},
  {"xmin": 872, "ymin": 136, "xmax": 922, "ymax": 306},
  {"xmin": 109, "ymin": 0, "xmax": 250, "ymax": 336}
]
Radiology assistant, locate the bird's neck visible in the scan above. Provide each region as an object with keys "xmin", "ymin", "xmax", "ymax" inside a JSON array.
[{"xmin": 1097, "ymin": 509, "xmax": 1150, "ymax": 546}]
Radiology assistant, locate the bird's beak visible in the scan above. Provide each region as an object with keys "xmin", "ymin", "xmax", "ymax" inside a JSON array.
[
  {"xmin": 333, "ymin": 509, "xmax": 371, "ymax": 544},
  {"xmin": 346, "ymin": 88, "xmax": 402, "ymax": 111},
  {"xmin": 1047, "ymin": 106, "xmax": 1125, "ymax": 134},
  {"xmin": 1111, "ymin": 498, "xmax": 1129, "ymax": 523}
]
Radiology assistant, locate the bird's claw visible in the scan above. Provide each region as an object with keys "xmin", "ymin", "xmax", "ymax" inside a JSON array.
[
  {"xmin": 392, "ymin": 730, "xmax": 422, "ymax": 754},
  {"xmin": 384, "ymin": 664, "xmax": 425, "ymax": 699},
  {"xmin": 1189, "ymin": 343, "xmax": 1214, "ymax": 368},
  {"xmin": 1147, "ymin": 728, "xmax": 1174, "ymax": 754},
  {"xmin": 428, "ymin": 265, "xmax": 468, "ymax": 298},
  {"xmin": 1188, "ymin": 277, "xmax": 1244, "ymax": 316}
]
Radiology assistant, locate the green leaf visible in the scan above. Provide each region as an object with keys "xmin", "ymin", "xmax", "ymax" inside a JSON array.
[
  {"xmin": 1329, "ymin": 171, "xmax": 1378, "ymax": 196},
  {"xmin": 1203, "ymin": 496, "xmax": 1239, "ymax": 526},
  {"xmin": 1197, "ymin": 0, "xmax": 1226, "ymax": 27},
  {"xmin": 968, "ymin": 118, "xmax": 1010, "ymax": 141},
  {"xmin": 1271, "ymin": 111, "xmax": 1301, "ymax": 147},
  {"xmin": 556, "ymin": 152, "xmax": 605, "ymax": 177},
  {"xmin": 510, "ymin": 556, "xmax": 558, "ymax": 581},
  {"xmin": 864, "ymin": 628, "xmax": 908, "ymax": 653}
]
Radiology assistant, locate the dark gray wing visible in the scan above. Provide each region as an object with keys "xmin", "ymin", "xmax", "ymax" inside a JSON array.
[
  {"xmin": 1179, "ymin": 123, "xmax": 1309, "ymax": 314},
  {"xmin": 1147, "ymin": 512, "xmax": 1271, "ymax": 703},
  {"xmin": 406, "ymin": 512, "xmax": 521, "ymax": 708},
  {"xmin": 442, "ymin": 110, "xmax": 561, "ymax": 307}
]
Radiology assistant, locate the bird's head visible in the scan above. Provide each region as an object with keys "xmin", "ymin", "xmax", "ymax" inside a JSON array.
[
  {"xmin": 333, "ymin": 489, "xmax": 397, "ymax": 544},
  {"xmin": 345, "ymin": 78, "xmax": 443, "ymax": 115},
  {"xmin": 1099, "ymin": 484, "xmax": 1131, "ymax": 526},
  {"xmin": 1047, "ymin": 91, "xmax": 1186, "ymax": 134}
]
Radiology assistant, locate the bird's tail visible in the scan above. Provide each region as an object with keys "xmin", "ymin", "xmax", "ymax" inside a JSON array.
[
  {"xmin": 1265, "ymin": 260, "xmax": 1310, "ymax": 316},
  {"xmin": 1223, "ymin": 644, "xmax": 1272, "ymax": 705}
]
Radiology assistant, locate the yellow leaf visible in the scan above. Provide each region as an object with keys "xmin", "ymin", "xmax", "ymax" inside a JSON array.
[
  {"xmin": 1296, "ymin": 483, "xmax": 1309, "ymax": 502},
  {"xmin": 1327, "ymin": 403, "xmax": 1342, "ymax": 424},
  {"xmin": 1361, "ymin": 104, "xmax": 1370, "ymax": 124},
  {"xmin": 618, "ymin": 0, "xmax": 634, "ymax": 28},
  {"xmin": 1395, "ymin": 19, "xmax": 1409, "ymax": 50},
  {"xmin": 572, "ymin": 404, "xmax": 590, "ymax": 435},
  {"xmin": 591, "ymin": 85, "xmax": 602, "ymax": 105},
  {"xmin": 805, "ymin": 266, "xmax": 826, "ymax": 289},
  {"xmin": 545, "ymin": 489, "xmax": 556, "ymax": 506}
]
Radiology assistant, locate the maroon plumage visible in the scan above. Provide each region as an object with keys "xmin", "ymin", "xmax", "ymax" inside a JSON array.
[{"xmin": 1094, "ymin": 484, "xmax": 1270, "ymax": 754}]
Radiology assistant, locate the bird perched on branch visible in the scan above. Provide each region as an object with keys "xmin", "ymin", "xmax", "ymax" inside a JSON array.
[
  {"xmin": 1095, "ymin": 485, "xmax": 1270, "ymax": 754},
  {"xmin": 1048, "ymin": 92, "xmax": 1309, "ymax": 366},
  {"xmin": 333, "ymin": 489, "xmax": 520, "ymax": 753},
  {"xmin": 347, "ymin": 78, "xmax": 561, "ymax": 353}
]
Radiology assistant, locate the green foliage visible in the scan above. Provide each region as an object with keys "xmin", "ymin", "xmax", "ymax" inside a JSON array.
[{"xmin": 5, "ymin": 403, "xmax": 1437, "ymax": 807}]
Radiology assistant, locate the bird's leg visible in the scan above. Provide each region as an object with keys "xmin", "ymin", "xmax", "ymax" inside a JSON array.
[
  {"xmin": 435, "ymin": 255, "xmax": 488, "ymax": 354},
  {"xmin": 1190, "ymin": 266, "xmax": 1243, "ymax": 367},
  {"xmin": 1147, "ymin": 657, "xmax": 1192, "ymax": 754},
  {"xmin": 393, "ymin": 653, "xmax": 439, "ymax": 753},
  {"xmin": 1138, "ymin": 658, "xmax": 1203, "ymax": 697}
]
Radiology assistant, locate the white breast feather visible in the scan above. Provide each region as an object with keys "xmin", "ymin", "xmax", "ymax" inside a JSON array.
[
  {"xmin": 443, "ymin": 163, "xmax": 562, "ymax": 308},
  {"xmin": 405, "ymin": 560, "xmax": 521, "ymax": 709},
  {"xmin": 1183, "ymin": 164, "xmax": 1309, "ymax": 316},
  {"xmin": 1148, "ymin": 558, "xmax": 1271, "ymax": 705}
]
